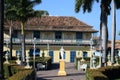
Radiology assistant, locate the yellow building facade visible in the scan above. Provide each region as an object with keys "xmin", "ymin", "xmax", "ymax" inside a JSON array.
[{"xmin": 4, "ymin": 16, "xmax": 98, "ymax": 63}]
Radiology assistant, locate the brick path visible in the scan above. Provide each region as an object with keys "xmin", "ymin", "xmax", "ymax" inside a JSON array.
[{"xmin": 37, "ymin": 63, "xmax": 86, "ymax": 80}]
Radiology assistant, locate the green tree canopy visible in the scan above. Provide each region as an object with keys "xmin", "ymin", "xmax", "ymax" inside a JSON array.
[
  {"xmin": 4, "ymin": 0, "xmax": 49, "ymax": 62},
  {"xmin": 75, "ymin": 0, "xmax": 120, "ymax": 66}
]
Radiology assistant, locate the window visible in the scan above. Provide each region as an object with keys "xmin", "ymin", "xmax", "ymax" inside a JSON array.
[
  {"xmin": 55, "ymin": 32, "xmax": 62, "ymax": 40},
  {"xmin": 63, "ymin": 52, "xmax": 66, "ymax": 59},
  {"xmin": 76, "ymin": 32, "xmax": 82, "ymax": 40},
  {"xmin": 29, "ymin": 48, "xmax": 40, "ymax": 56},
  {"xmin": 70, "ymin": 51, "xmax": 76, "ymax": 62},
  {"xmin": 13, "ymin": 30, "xmax": 18, "ymax": 38},
  {"xmin": 33, "ymin": 31, "xmax": 40, "ymax": 39},
  {"xmin": 83, "ymin": 51, "xmax": 88, "ymax": 58},
  {"xmin": 16, "ymin": 50, "xmax": 22, "ymax": 56}
]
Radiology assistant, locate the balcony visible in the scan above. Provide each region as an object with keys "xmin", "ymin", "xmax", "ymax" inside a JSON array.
[{"xmin": 4, "ymin": 38, "xmax": 92, "ymax": 45}]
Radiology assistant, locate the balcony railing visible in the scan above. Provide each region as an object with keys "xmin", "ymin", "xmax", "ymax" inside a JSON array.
[{"xmin": 4, "ymin": 38, "xmax": 92, "ymax": 45}]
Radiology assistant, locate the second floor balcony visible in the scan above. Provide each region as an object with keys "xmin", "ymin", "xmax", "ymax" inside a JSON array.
[{"xmin": 4, "ymin": 38, "xmax": 95, "ymax": 45}]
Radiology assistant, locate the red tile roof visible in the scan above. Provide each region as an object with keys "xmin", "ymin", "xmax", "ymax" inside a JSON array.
[
  {"xmin": 108, "ymin": 40, "xmax": 120, "ymax": 49},
  {"xmin": 4, "ymin": 16, "xmax": 98, "ymax": 32}
]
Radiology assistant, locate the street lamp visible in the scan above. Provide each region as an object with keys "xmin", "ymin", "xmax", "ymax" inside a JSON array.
[
  {"xmin": 90, "ymin": 37, "xmax": 93, "ymax": 68},
  {"xmin": 6, "ymin": 39, "xmax": 10, "ymax": 58},
  {"xmin": 6, "ymin": 39, "xmax": 9, "ymax": 49},
  {"xmin": 47, "ymin": 43, "xmax": 50, "ymax": 56},
  {"xmin": 98, "ymin": 37, "xmax": 103, "ymax": 68},
  {"xmin": 33, "ymin": 38, "xmax": 36, "ymax": 69}
]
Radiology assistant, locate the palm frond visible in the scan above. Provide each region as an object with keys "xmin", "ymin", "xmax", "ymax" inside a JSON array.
[
  {"xmin": 101, "ymin": 0, "xmax": 111, "ymax": 15},
  {"xmin": 115, "ymin": 0, "xmax": 120, "ymax": 9},
  {"xmin": 75, "ymin": 0, "xmax": 83, "ymax": 13},
  {"xmin": 75, "ymin": 0, "xmax": 99, "ymax": 13}
]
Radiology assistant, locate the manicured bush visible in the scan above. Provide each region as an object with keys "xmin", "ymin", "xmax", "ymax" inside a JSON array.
[
  {"xmin": 3, "ymin": 56, "xmax": 52, "ymax": 79},
  {"xmin": 102, "ymin": 66, "xmax": 120, "ymax": 80},
  {"xmin": 3, "ymin": 62, "xmax": 33, "ymax": 80},
  {"xmin": 86, "ymin": 68, "xmax": 108, "ymax": 80},
  {"xmin": 8, "ymin": 69, "xmax": 35, "ymax": 80},
  {"xmin": 4, "ymin": 64, "xmax": 35, "ymax": 80},
  {"xmin": 4, "ymin": 63, "xmax": 18, "ymax": 79},
  {"xmin": 4, "ymin": 64, "xmax": 11, "ymax": 79},
  {"xmin": 86, "ymin": 66, "xmax": 120, "ymax": 80}
]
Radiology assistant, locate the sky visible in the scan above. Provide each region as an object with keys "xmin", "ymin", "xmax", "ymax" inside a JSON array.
[{"xmin": 34, "ymin": 0, "xmax": 120, "ymax": 40}]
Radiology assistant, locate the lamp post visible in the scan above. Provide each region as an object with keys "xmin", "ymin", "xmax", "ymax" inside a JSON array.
[
  {"xmin": 97, "ymin": 37, "xmax": 102, "ymax": 68},
  {"xmin": 33, "ymin": 38, "xmax": 36, "ymax": 69},
  {"xmin": 5, "ymin": 39, "xmax": 10, "ymax": 62},
  {"xmin": 47, "ymin": 43, "xmax": 50, "ymax": 56},
  {"xmin": 90, "ymin": 37, "xmax": 93, "ymax": 68},
  {"xmin": 6, "ymin": 39, "xmax": 9, "ymax": 49}
]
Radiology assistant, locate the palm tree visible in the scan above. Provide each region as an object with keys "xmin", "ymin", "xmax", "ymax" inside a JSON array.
[
  {"xmin": 75, "ymin": 0, "xmax": 109, "ymax": 66},
  {"xmin": 4, "ymin": 0, "xmax": 42, "ymax": 62},
  {"xmin": 111, "ymin": 0, "xmax": 116, "ymax": 64},
  {"xmin": 100, "ymin": 0, "xmax": 111, "ymax": 66},
  {"xmin": 0, "ymin": 0, "xmax": 4, "ymax": 79},
  {"xmin": 4, "ymin": 0, "xmax": 18, "ymax": 60},
  {"xmin": 4, "ymin": 0, "xmax": 49, "ymax": 62},
  {"xmin": 75, "ymin": 0, "xmax": 120, "ymax": 66},
  {"xmin": 111, "ymin": 0, "xmax": 120, "ymax": 64}
]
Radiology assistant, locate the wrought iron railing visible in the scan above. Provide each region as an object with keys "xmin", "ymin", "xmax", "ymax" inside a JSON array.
[{"xmin": 4, "ymin": 38, "xmax": 92, "ymax": 44}]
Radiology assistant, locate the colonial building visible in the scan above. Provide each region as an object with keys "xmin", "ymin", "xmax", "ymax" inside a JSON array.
[{"xmin": 4, "ymin": 16, "xmax": 98, "ymax": 63}]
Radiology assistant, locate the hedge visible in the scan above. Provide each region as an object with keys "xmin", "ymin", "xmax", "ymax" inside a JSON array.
[
  {"xmin": 86, "ymin": 66, "xmax": 120, "ymax": 80},
  {"xmin": 3, "ymin": 64, "xmax": 35, "ymax": 80},
  {"xmin": 7, "ymin": 69, "xmax": 35, "ymax": 80},
  {"xmin": 3, "ymin": 56, "xmax": 52, "ymax": 79},
  {"xmin": 4, "ymin": 64, "xmax": 11, "ymax": 79}
]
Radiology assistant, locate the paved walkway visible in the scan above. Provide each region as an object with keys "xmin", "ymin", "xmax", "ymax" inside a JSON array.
[{"xmin": 37, "ymin": 63, "xmax": 86, "ymax": 80}]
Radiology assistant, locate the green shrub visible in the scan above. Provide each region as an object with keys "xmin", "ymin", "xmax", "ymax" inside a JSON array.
[
  {"xmin": 86, "ymin": 66, "xmax": 120, "ymax": 80},
  {"xmin": 4, "ymin": 64, "xmax": 11, "ymax": 79},
  {"xmin": 4, "ymin": 57, "xmax": 52, "ymax": 79},
  {"xmin": 4, "ymin": 63, "xmax": 34, "ymax": 80},
  {"xmin": 8, "ymin": 69, "xmax": 35, "ymax": 80},
  {"xmin": 86, "ymin": 68, "xmax": 108, "ymax": 80},
  {"xmin": 102, "ymin": 66, "xmax": 120, "ymax": 80}
]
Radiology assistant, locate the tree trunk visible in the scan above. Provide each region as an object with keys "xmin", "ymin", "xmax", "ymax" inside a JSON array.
[
  {"xmin": 100, "ymin": 4, "xmax": 108, "ymax": 66},
  {"xmin": 21, "ymin": 22, "xmax": 25, "ymax": 62},
  {"xmin": 9, "ymin": 23, "xmax": 13, "ymax": 60},
  {"xmin": 111, "ymin": 0, "xmax": 116, "ymax": 64},
  {"xmin": 0, "ymin": 0, "xmax": 4, "ymax": 79}
]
